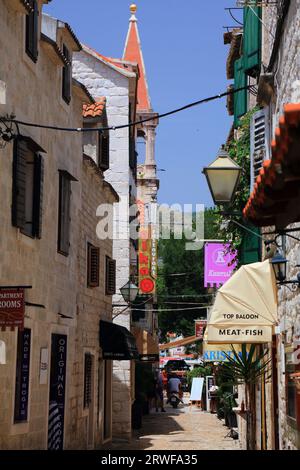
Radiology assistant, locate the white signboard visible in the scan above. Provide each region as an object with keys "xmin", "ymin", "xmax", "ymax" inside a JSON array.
[
  {"xmin": 0, "ymin": 340, "xmax": 6, "ymax": 364},
  {"xmin": 39, "ymin": 347, "xmax": 49, "ymax": 385},
  {"xmin": 190, "ymin": 377, "xmax": 204, "ymax": 401}
]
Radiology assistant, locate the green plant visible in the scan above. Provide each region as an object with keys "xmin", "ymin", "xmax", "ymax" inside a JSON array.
[
  {"xmin": 219, "ymin": 344, "xmax": 271, "ymax": 449},
  {"xmin": 186, "ymin": 365, "xmax": 212, "ymax": 391}
]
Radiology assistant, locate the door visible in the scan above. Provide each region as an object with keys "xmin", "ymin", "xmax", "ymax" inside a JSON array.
[
  {"xmin": 103, "ymin": 360, "xmax": 112, "ymax": 441},
  {"xmin": 48, "ymin": 334, "xmax": 67, "ymax": 450}
]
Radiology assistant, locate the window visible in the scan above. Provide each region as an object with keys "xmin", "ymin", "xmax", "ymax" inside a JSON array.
[
  {"xmin": 62, "ymin": 45, "xmax": 71, "ymax": 104},
  {"xmin": 14, "ymin": 328, "xmax": 31, "ymax": 423},
  {"xmin": 58, "ymin": 171, "xmax": 77, "ymax": 256},
  {"xmin": 84, "ymin": 353, "xmax": 93, "ymax": 409},
  {"xmin": 12, "ymin": 138, "xmax": 44, "ymax": 238},
  {"xmin": 105, "ymin": 257, "xmax": 116, "ymax": 295},
  {"xmin": 87, "ymin": 243, "xmax": 100, "ymax": 287},
  {"xmin": 25, "ymin": 0, "xmax": 38, "ymax": 62},
  {"xmin": 250, "ymin": 108, "xmax": 270, "ymax": 190},
  {"xmin": 98, "ymin": 131, "xmax": 109, "ymax": 171}
]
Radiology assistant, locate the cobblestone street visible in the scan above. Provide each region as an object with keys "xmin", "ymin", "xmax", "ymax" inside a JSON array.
[{"xmin": 104, "ymin": 399, "xmax": 239, "ymax": 451}]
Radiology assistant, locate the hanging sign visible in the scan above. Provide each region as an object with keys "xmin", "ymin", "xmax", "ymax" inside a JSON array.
[
  {"xmin": 204, "ymin": 243, "xmax": 237, "ymax": 288},
  {"xmin": 0, "ymin": 288, "xmax": 25, "ymax": 330},
  {"xmin": 48, "ymin": 334, "xmax": 67, "ymax": 450},
  {"xmin": 137, "ymin": 200, "xmax": 157, "ymax": 295},
  {"xmin": 14, "ymin": 329, "xmax": 31, "ymax": 422},
  {"xmin": 195, "ymin": 320, "xmax": 207, "ymax": 339}
]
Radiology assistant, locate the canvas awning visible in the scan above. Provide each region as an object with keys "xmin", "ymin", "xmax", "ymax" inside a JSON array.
[
  {"xmin": 202, "ymin": 330, "xmax": 248, "ymax": 362},
  {"xmin": 99, "ymin": 320, "xmax": 139, "ymax": 360},
  {"xmin": 159, "ymin": 335, "xmax": 202, "ymax": 351},
  {"xmin": 207, "ymin": 260, "xmax": 278, "ymax": 344},
  {"xmin": 132, "ymin": 327, "xmax": 159, "ymax": 362}
]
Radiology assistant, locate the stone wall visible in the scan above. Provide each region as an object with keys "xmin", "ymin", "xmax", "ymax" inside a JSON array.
[
  {"xmin": 73, "ymin": 49, "xmax": 137, "ymax": 440},
  {"xmin": 262, "ymin": 1, "xmax": 300, "ymax": 450}
]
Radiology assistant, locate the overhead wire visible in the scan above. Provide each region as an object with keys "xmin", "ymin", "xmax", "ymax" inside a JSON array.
[{"xmin": 3, "ymin": 86, "xmax": 252, "ymax": 134}]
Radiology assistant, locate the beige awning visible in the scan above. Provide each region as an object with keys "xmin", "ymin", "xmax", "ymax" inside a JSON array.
[
  {"xmin": 159, "ymin": 335, "xmax": 202, "ymax": 351},
  {"xmin": 132, "ymin": 327, "xmax": 159, "ymax": 356},
  {"xmin": 202, "ymin": 329, "xmax": 248, "ymax": 362},
  {"xmin": 207, "ymin": 260, "xmax": 278, "ymax": 344}
]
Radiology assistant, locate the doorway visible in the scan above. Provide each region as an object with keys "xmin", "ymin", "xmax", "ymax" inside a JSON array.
[{"xmin": 103, "ymin": 360, "xmax": 112, "ymax": 441}]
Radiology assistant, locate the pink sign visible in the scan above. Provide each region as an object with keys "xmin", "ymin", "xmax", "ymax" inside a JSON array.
[{"xmin": 204, "ymin": 243, "xmax": 237, "ymax": 288}]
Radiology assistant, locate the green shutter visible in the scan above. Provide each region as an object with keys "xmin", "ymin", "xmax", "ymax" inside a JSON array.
[
  {"xmin": 240, "ymin": 225, "xmax": 261, "ymax": 265},
  {"xmin": 234, "ymin": 57, "xmax": 248, "ymax": 128},
  {"xmin": 243, "ymin": 6, "xmax": 262, "ymax": 77}
]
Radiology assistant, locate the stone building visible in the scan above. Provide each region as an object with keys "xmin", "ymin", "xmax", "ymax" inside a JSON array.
[
  {"xmin": 240, "ymin": 0, "xmax": 300, "ymax": 450},
  {"xmin": 72, "ymin": 37, "xmax": 139, "ymax": 440},
  {"xmin": 0, "ymin": 1, "xmax": 117, "ymax": 450}
]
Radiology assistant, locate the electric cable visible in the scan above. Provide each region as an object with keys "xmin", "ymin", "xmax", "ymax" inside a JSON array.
[{"xmin": 3, "ymin": 86, "xmax": 252, "ymax": 135}]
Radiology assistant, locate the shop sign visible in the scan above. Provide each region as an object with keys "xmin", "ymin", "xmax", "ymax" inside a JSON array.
[
  {"xmin": 138, "ymin": 232, "xmax": 157, "ymax": 295},
  {"xmin": 0, "ymin": 288, "xmax": 25, "ymax": 330},
  {"xmin": 48, "ymin": 334, "xmax": 67, "ymax": 450},
  {"xmin": 195, "ymin": 320, "xmax": 207, "ymax": 339},
  {"xmin": 14, "ymin": 329, "xmax": 31, "ymax": 422},
  {"xmin": 139, "ymin": 354, "xmax": 159, "ymax": 363},
  {"xmin": 204, "ymin": 243, "xmax": 237, "ymax": 287},
  {"xmin": 207, "ymin": 324, "xmax": 273, "ymax": 344}
]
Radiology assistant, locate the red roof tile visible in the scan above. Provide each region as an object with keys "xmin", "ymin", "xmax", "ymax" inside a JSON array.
[
  {"xmin": 83, "ymin": 98, "xmax": 106, "ymax": 118},
  {"xmin": 243, "ymin": 103, "xmax": 300, "ymax": 226}
]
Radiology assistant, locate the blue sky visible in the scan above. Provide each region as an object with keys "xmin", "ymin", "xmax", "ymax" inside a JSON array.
[{"xmin": 44, "ymin": 0, "xmax": 241, "ymax": 208}]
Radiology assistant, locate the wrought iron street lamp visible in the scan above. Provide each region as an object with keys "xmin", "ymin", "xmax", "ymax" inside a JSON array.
[
  {"xmin": 202, "ymin": 145, "xmax": 242, "ymax": 205},
  {"xmin": 271, "ymin": 252, "xmax": 300, "ymax": 289},
  {"xmin": 120, "ymin": 281, "xmax": 139, "ymax": 303}
]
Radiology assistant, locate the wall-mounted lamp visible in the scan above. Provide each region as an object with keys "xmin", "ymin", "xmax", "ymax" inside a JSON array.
[{"xmin": 271, "ymin": 252, "xmax": 300, "ymax": 289}]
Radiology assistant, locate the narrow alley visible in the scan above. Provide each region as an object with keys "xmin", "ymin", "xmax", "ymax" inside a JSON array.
[{"xmin": 104, "ymin": 399, "xmax": 239, "ymax": 451}]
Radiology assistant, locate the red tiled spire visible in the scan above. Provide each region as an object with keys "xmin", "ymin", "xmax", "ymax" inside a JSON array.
[{"xmin": 123, "ymin": 4, "xmax": 151, "ymax": 111}]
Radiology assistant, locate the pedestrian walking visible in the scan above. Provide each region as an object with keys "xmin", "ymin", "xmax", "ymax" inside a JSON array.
[{"xmin": 155, "ymin": 370, "xmax": 166, "ymax": 412}]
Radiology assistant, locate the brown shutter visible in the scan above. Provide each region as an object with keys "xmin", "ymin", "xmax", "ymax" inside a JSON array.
[
  {"xmin": 12, "ymin": 139, "xmax": 27, "ymax": 229},
  {"xmin": 84, "ymin": 353, "xmax": 92, "ymax": 408},
  {"xmin": 87, "ymin": 244, "xmax": 100, "ymax": 287},
  {"xmin": 62, "ymin": 45, "xmax": 71, "ymax": 104},
  {"xmin": 25, "ymin": 0, "xmax": 38, "ymax": 62},
  {"xmin": 33, "ymin": 154, "xmax": 44, "ymax": 239},
  {"xmin": 106, "ymin": 257, "xmax": 116, "ymax": 295},
  {"xmin": 99, "ymin": 132, "xmax": 109, "ymax": 171},
  {"xmin": 58, "ymin": 173, "xmax": 71, "ymax": 255}
]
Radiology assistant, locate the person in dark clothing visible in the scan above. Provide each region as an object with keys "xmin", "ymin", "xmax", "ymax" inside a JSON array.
[{"xmin": 154, "ymin": 370, "xmax": 166, "ymax": 412}]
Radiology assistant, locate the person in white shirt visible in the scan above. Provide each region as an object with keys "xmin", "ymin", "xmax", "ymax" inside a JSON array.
[{"xmin": 167, "ymin": 373, "xmax": 182, "ymax": 401}]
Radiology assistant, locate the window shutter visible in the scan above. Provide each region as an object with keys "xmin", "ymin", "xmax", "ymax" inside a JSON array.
[
  {"xmin": 12, "ymin": 139, "xmax": 27, "ymax": 229},
  {"xmin": 25, "ymin": 0, "xmax": 38, "ymax": 62},
  {"xmin": 234, "ymin": 57, "xmax": 248, "ymax": 128},
  {"xmin": 84, "ymin": 353, "xmax": 92, "ymax": 408},
  {"xmin": 243, "ymin": 6, "xmax": 262, "ymax": 77},
  {"xmin": 240, "ymin": 226, "xmax": 261, "ymax": 265},
  {"xmin": 62, "ymin": 45, "xmax": 71, "ymax": 104},
  {"xmin": 105, "ymin": 257, "xmax": 116, "ymax": 295},
  {"xmin": 250, "ymin": 108, "xmax": 270, "ymax": 190},
  {"xmin": 58, "ymin": 173, "xmax": 71, "ymax": 255},
  {"xmin": 99, "ymin": 132, "xmax": 109, "ymax": 171},
  {"xmin": 87, "ymin": 244, "xmax": 100, "ymax": 287},
  {"xmin": 33, "ymin": 154, "xmax": 44, "ymax": 239}
]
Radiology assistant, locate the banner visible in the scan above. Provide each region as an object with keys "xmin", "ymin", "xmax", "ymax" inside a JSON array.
[
  {"xmin": 195, "ymin": 320, "xmax": 207, "ymax": 339},
  {"xmin": 137, "ymin": 199, "xmax": 157, "ymax": 295},
  {"xmin": 0, "ymin": 288, "xmax": 25, "ymax": 330},
  {"xmin": 204, "ymin": 243, "xmax": 237, "ymax": 288}
]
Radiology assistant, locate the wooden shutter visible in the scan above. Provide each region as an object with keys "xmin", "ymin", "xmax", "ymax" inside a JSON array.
[
  {"xmin": 99, "ymin": 132, "xmax": 109, "ymax": 171},
  {"xmin": 250, "ymin": 108, "xmax": 270, "ymax": 190},
  {"xmin": 58, "ymin": 173, "xmax": 71, "ymax": 255},
  {"xmin": 25, "ymin": 0, "xmax": 38, "ymax": 62},
  {"xmin": 62, "ymin": 45, "xmax": 71, "ymax": 104},
  {"xmin": 243, "ymin": 6, "xmax": 262, "ymax": 77},
  {"xmin": 105, "ymin": 257, "xmax": 116, "ymax": 295},
  {"xmin": 33, "ymin": 154, "xmax": 44, "ymax": 239},
  {"xmin": 234, "ymin": 57, "xmax": 248, "ymax": 128},
  {"xmin": 87, "ymin": 244, "xmax": 100, "ymax": 287},
  {"xmin": 12, "ymin": 139, "xmax": 27, "ymax": 229},
  {"xmin": 240, "ymin": 226, "xmax": 261, "ymax": 265},
  {"xmin": 84, "ymin": 353, "xmax": 92, "ymax": 408}
]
